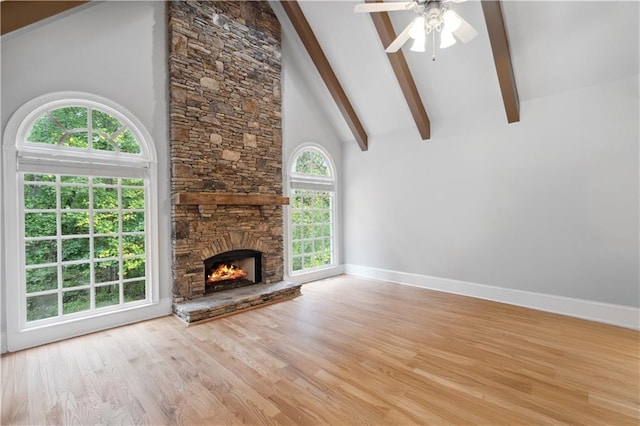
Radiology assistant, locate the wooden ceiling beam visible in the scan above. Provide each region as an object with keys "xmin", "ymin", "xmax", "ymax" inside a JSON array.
[
  {"xmin": 1, "ymin": 1, "xmax": 88, "ymax": 36},
  {"xmin": 481, "ymin": 0, "xmax": 520, "ymax": 123},
  {"xmin": 280, "ymin": 0, "xmax": 368, "ymax": 151},
  {"xmin": 365, "ymin": 0, "xmax": 431, "ymax": 140}
]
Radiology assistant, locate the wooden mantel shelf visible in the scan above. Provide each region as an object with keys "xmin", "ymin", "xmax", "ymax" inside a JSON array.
[{"xmin": 174, "ymin": 192, "xmax": 289, "ymax": 206}]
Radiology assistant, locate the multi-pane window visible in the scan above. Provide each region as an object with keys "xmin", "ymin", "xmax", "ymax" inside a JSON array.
[
  {"xmin": 5, "ymin": 96, "xmax": 156, "ymax": 331},
  {"xmin": 23, "ymin": 173, "xmax": 147, "ymax": 322},
  {"xmin": 289, "ymin": 147, "xmax": 336, "ymax": 274}
]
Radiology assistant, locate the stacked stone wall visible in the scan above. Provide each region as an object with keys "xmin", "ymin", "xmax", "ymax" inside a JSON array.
[{"xmin": 168, "ymin": 1, "xmax": 283, "ymax": 301}]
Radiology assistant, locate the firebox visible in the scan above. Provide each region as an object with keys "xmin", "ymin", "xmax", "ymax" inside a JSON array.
[{"xmin": 203, "ymin": 249, "xmax": 262, "ymax": 294}]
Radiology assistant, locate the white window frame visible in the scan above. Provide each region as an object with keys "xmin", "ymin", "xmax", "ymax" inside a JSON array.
[
  {"xmin": 286, "ymin": 143, "xmax": 340, "ymax": 282},
  {"xmin": 2, "ymin": 92, "xmax": 163, "ymax": 351}
]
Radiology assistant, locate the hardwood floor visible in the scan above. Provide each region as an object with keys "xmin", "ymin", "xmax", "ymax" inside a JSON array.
[{"xmin": 2, "ymin": 275, "xmax": 639, "ymax": 425}]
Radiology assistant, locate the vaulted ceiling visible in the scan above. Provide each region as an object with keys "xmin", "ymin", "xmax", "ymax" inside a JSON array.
[
  {"xmin": 270, "ymin": 0, "xmax": 639, "ymax": 148},
  {"xmin": 3, "ymin": 0, "xmax": 638, "ymax": 150}
]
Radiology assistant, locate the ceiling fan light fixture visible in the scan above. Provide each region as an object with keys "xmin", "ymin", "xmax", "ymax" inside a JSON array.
[
  {"xmin": 439, "ymin": 29, "xmax": 456, "ymax": 49},
  {"xmin": 442, "ymin": 10, "xmax": 462, "ymax": 33},
  {"xmin": 408, "ymin": 15, "xmax": 426, "ymax": 39},
  {"xmin": 410, "ymin": 36, "xmax": 426, "ymax": 52}
]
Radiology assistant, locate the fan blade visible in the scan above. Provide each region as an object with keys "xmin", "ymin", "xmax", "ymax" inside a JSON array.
[
  {"xmin": 354, "ymin": 2, "xmax": 413, "ymax": 13},
  {"xmin": 385, "ymin": 17, "xmax": 416, "ymax": 53},
  {"xmin": 451, "ymin": 0, "xmax": 467, "ymax": 3},
  {"xmin": 449, "ymin": 10, "xmax": 478, "ymax": 43}
]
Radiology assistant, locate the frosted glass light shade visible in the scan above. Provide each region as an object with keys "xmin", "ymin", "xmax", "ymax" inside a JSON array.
[
  {"xmin": 410, "ymin": 36, "xmax": 426, "ymax": 52},
  {"xmin": 440, "ymin": 30, "xmax": 457, "ymax": 49},
  {"xmin": 443, "ymin": 10, "xmax": 462, "ymax": 33},
  {"xmin": 408, "ymin": 16, "xmax": 426, "ymax": 39}
]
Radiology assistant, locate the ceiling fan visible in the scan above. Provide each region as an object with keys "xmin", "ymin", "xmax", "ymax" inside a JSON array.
[{"xmin": 354, "ymin": 0, "xmax": 478, "ymax": 59}]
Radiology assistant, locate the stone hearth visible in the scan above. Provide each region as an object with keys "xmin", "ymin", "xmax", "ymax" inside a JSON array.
[{"xmin": 173, "ymin": 281, "xmax": 301, "ymax": 324}]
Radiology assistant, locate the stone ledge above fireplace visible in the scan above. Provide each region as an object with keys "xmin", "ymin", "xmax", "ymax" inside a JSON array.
[{"xmin": 174, "ymin": 192, "xmax": 289, "ymax": 207}]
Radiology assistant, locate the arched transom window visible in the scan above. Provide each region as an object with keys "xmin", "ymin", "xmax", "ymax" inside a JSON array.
[{"xmin": 288, "ymin": 146, "xmax": 336, "ymax": 274}]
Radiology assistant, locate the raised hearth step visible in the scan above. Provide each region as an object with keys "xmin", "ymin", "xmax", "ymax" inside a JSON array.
[{"xmin": 173, "ymin": 281, "xmax": 301, "ymax": 324}]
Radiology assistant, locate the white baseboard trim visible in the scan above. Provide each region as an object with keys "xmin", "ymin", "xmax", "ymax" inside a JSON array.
[
  {"xmin": 6, "ymin": 298, "xmax": 173, "ymax": 353},
  {"xmin": 287, "ymin": 265, "xmax": 345, "ymax": 285},
  {"xmin": 344, "ymin": 264, "xmax": 640, "ymax": 330}
]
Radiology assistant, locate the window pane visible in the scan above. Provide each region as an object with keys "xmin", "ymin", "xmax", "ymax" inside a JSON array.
[
  {"xmin": 292, "ymin": 241, "xmax": 302, "ymax": 256},
  {"xmin": 114, "ymin": 129, "xmax": 141, "ymax": 154},
  {"xmin": 25, "ymin": 174, "xmax": 56, "ymax": 183},
  {"xmin": 93, "ymin": 187, "xmax": 119, "ymax": 209},
  {"xmin": 62, "ymin": 263, "xmax": 90, "ymax": 288},
  {"xmin": 25, "ymin": 213, "xmax": 57, "ymax": 237},
  {"xmin": 123, "ymin": 235, "xmax": 144, "ymax": 256},
  {"xmin": 51, "ymin": 106, "xmax": 87, "ymax": 130},
  {"xmin": 303, "ymin": 257, "xmax": 315, "ymax": 269},
  {"xmin": 92, "ymin": 133, "xmax": 116, "ymax": 151},
  {"xmin": 26, "ymin": 267, "xmax": 58, "ymax": 293},
  {"xmin": 26, "ymin": 114, "xmax": 64, "ymax": 145},
  {"xmin": 61, "ymin": 186, "xmax": 89, "ymax": 209},
  {"xmin": 122, "ymin": 188, "xmax": 144, "ymax": 210},
  {"xmin": 122, "ymin": 212, "xmax": 145, "ymax": 232},
  {"xmin": 27, "ymin": 294, "xmax": 58, "ymax": 321},
  {"xmin": 123, "ymin": 257, "xmax": 145, "ymax": 280},
  {"xmin": 294, "ymin": 150, "xmax": 330, "ymax": 176},
  {"xmin": 92, "ymin": 109, "xmax": 122, "ymax": 135},
  {"xmin": 61, "ymin": 212, "xmax": 89, "ymax": 235},
  {"xmin": 94, "ymin": 212, "xmax": 119, "ymax": 234},
  {"xmin": 303, "ymin": 211, "xmax": 314, "ymax": 224},
  {"xmin": 303, "ymin": 240, "xmax": 313, "ymax": 253},
  {"xmin": 292, "ymin": 225, "xmax": 302, "ymax": 240},
  {"xmin": 62, "ymin": 132, "xmax": 89, "ymax": 148},
  {"xmin": 93, "ymin": 177, "xmax": 118, "ymax": 185},
  {"xmin": 24, "ymin": 184, "xmax": 57, "ymax": 209},
  {"xmin": 62, "ymin": 238, "xmax": 90, "ymax": 262},
  {"xmin": 95, "ymin": 236, "xmax": 119, "ymax": 259},
  {"xmin": 292, "ymin": 257, "xmax": 302, "ymax": 271},
  {"xmin": 95, "ymin": 260, "xmax": 119, "ymax": 284},
  {"xmin": 25, "ymin": 239, "xmax": 57, "ymax": 265},
  {"xmin": 95, "ymin": 284, "xmax": 120, "ymax": 308},
  {"xmin": 124, "ymin": 280, "xmax": 146, "ymax": 302},
  {"xmin": 61, "ymin": 176, "xmax": 88, "ymax": 184},
  {"xmin": 122, "ymin": 178, "xmax": 143, "ymax": 187},
  {"xmin": 302, "ymin": 226, "xmax": 312, "ymax": 239},
  {"xmin": 63, "ymin": 289, "xmax": 90, "ymax": 314}
]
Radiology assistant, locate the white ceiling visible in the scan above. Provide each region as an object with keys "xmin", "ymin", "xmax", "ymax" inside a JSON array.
[{"xmin": 270, "ymin": 0, "xmax": 640, "ymax": 143}]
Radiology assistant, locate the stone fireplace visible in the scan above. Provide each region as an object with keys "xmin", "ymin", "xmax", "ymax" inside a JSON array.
[{"xmin": 168, "ymin": 1, "xmax": 300, "ymax": 322}]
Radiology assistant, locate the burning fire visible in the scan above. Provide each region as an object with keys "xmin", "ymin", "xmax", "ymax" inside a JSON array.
[{"xmin": 207, "ymin": 263, "xmax": 247, "ymax": 283}]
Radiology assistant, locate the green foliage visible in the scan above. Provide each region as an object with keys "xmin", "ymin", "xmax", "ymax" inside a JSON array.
[
  {"xmin": 26, "ymin": 106, "xmax": 141, "ymax": 154},
  {"xmin": 294, "ymin": 150, "xmax": 330, "ymax": 176},
  {"xmin": 95, "ymin": 284, "xmax": 119, "ymax": 308},
  {"xmin": 291, "ymin": 189, "xmax": 333, "ymax": 272},
  {"xmin": 23, "ymin": 173, "xmax": 148, "ymax": 321},
  {"xmin": 26, "ymin": 294, "xmax": 58, "ymax": 321},
  {"xmin": 124, "ymin": 280, "xmax": 146, "ymax": 302}
]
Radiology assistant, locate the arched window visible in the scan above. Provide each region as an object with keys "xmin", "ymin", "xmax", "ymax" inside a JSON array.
[
  {"xmin": 3, "ymin": 92, "xmax": 159, "ymax": 348},
  {"xmin": 288, "ymin": 145, "xmax": 337, "ymax": 275}
]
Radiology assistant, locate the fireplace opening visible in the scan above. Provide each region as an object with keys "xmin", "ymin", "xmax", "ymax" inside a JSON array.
[{"xmin": 204, "ymin": 249, "xmax": 262, "ymax": 294}]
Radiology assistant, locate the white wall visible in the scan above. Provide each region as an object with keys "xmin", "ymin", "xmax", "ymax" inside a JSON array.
[
  {"xmin": 343, "ymin": 75, "xmax": 639, "ymax": 308},
  {"xmin": 1, "ymin": 1, "xmax": 172, "ymax": 350},
  {"xmin": 281, "ymin": 31, "xmax": 345, "ymax": 280}
]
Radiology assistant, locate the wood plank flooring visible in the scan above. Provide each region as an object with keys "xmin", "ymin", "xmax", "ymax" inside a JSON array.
[{"xmin": 2, "ymin": 275, "xmax": 639, "ymax": 425}]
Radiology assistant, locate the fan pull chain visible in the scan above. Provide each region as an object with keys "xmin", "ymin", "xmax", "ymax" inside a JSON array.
[{"xmin": 432, "ymin": 31, "xmax": 436, "ymax": 61}]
